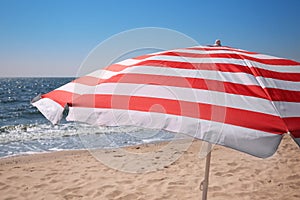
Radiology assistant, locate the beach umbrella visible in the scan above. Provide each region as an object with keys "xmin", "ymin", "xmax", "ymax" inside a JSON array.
[{"xmin": 32, "ymin": 45, "xmax": 300, "ymax": 199}]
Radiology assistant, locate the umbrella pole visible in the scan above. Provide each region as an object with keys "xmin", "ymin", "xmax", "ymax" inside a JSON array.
[{"xmin": 201, "ymin": 142, "xmax": 212, "ymax": 200}]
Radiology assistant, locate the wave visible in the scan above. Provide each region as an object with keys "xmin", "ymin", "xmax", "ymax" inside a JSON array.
[
  {"xmin": 0, "ymin": 123, "xmax": 148, "ymax": 144},
  {"xmin": 0, "ymin": 122, "xmax": 179, "ymax": 158}
]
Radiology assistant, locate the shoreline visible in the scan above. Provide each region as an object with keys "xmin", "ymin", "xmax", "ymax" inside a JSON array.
[
  {"xmin": 0, "ymin": 138, "xmax": 178, "ymax": 161},
  {"xmin": 0, "ymin": 136, "xmax": 299, "ymax": 199}
]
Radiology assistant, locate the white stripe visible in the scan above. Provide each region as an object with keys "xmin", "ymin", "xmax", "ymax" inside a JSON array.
[
  {"xmin": 67, "ymin": 107, "xmax": 282, "ymax": 158},
  {"xmin": 89, "ymin": 66, "xmax": 259, "ymax": 85},
  {"xmin": 149, "ymin": 56, "xmax": 300, "ymax": 73},
  {"xmin": 52, "ymin": 80, "xmax": 300, "ymax": 120},
  {"xmin": 193, "ymin": 46, "xmax": 257, "ymax": 54},
  {"xmin": 56, "ymin": 82, "xmax": 96, "ymax": 95},
  {"xmin": 116, "ymin": 55, "xmax": 300, "ymax": 73},
  {"xmin": 117, "ymin": 58, "xmax": 143, "ymax": 66},
  {"xmin": 273, "ymin": 101, "xmax": 300, "ymax": 117},
  {"xmin": 94, "ymin": 83, "xmax": 279, "ymax": 116},
  {"xmin": 31, "ymin": 98, "xmax": 64, "ymax": 124},
  {"xmin": 172, "ymin": 49, "xmax": 280, "ymax": 60},
  {"xmin": 87, "ymin": 66, "xmax": 300, "ymax": 91},
  {"xmin": 55, "ymin": 82, "xmax": 280, "ymax": 116},
  {"xmin": 256, "ymin": 77, "xmax": 300, "ymax": 91}
]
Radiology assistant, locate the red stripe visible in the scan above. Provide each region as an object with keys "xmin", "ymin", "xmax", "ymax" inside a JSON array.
[
  {"xmin": 266, "ymin": 88, "xmax": 300, "ymax": 102},
  {"xmin": 72, "ymin": 76, "xmax": 99, "ymax": 86},
  {"xmin": 133, "ymin": 54, "xmax": 154, "ymax": 60},
  {"xmin": 282, "ymin": 117, "xmax": 300, "ymax": 138},
  {"xmin": 42, "ymin": 90, "xmax": 79, "ymax": 107},
  {"xmin": 134, "ymin": 60, "xmax": 300, "ymax": 82},
  {"xmin": 70, "ymin": 73, "xmax": 269, "ymax": 99},
  {"xmin": 107, "ymin": 59, "xmax": 252, "ymax": 73},
  {"xmin": 160, "ymin": 51, "xmax": 300, "ymax": 66},
  {"xmin": 70, "ymin": 94, "xmax": 287, "ymax": 135},
  {"xmin": 104, "ymin": 74, "xmax": 269, "ymax": 99},
  {"xmin": 90, "ymin": 58, "xmax": 299, "ymax": 82},
  {"xmin": 251, "ymin": 67, "xmax": 300, "ymax": 82},
  {"xmin": 105, "ymin": 64, "xmax": 129, "ymax": 72},
  {"xmin": 130, "ymin": 60, "xmax": 252, "ymax": 72},
  {"xmin": 68, "ymin": 73, "xmax": 300, "ymax": 102}
]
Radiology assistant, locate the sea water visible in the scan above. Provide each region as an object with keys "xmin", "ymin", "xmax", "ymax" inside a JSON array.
[{"xmin": 0, "ymin": 78, "xmax": 176, "ymax": 158}]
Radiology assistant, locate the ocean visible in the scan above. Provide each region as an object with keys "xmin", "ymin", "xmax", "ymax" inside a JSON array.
[{"xmin": 0, "ymin": 78, "xmax": 176, "ymax": 158}]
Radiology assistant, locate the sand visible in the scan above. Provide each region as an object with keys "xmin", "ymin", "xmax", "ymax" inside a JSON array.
[{"xmin": 0, "ymin": 135, "xmax": 299, "ymax": 200}]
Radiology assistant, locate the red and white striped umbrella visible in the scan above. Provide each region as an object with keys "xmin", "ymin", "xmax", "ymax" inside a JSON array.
[{"xmin": 32, "ymin": 45, "xmax": 300, "ymax": 158}]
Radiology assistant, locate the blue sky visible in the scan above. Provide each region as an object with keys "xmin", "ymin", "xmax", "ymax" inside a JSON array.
[{"xmin": 0, "ymin": 0, "xmax": 299, "ymax": 77}]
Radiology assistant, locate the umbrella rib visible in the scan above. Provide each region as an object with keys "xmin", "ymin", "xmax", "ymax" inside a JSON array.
[{"xmin": 231, "ymin": 52, "xmax": 289, "ymax": 133}]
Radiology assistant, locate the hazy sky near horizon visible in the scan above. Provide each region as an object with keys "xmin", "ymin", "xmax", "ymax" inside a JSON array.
[{"xmin": 0, "ymin": 0, "xmax": 299, "ymax": 77}]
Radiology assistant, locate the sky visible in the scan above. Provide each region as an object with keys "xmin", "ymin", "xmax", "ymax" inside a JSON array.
[{"xmin": 0, "ymin": 0, "xmax": 299, "ymax": 77}]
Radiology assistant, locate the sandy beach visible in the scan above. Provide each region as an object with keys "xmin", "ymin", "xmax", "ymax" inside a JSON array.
[{"xmin": 0, "ymin": 135, "xmax": 299, "ymax": 200}]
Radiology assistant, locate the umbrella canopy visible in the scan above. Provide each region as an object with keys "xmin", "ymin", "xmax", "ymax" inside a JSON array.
[{"xmin": 32, "ymin": 45, "xmax": 300, "ymax": 158}]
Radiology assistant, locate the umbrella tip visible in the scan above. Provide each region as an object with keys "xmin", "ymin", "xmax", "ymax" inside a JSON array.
[
  {"xmin": 214, "ymin": 39, "xmax": 222, "ymax": 46},
  {"xmin": 31, "ymin": 94, "xmax": 42, "ymax": 104}
]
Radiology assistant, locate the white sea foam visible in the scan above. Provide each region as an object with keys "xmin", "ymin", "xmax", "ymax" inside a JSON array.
[{"xmin": 0, "ymin": 122, "xmax": 176, "ymax": 158}]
